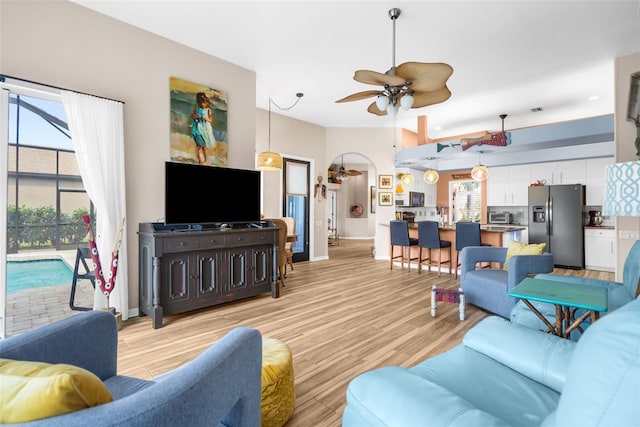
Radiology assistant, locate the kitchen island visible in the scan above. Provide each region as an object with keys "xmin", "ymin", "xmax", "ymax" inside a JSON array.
[
  {"xmin": 407, "ymin": 223, "xmax": 526, "ymax": 247},
  {"xmin": 389, "ymin": 222, "xmax": 527, "ymax": 273}
]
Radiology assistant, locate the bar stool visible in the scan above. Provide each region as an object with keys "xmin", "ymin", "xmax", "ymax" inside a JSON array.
[
  {"xmin": 455, "ymin": 222, "xmax": 490, "ymax": 278},
  {"xmin": 389, "ymin": 220, "xmax": 419, "ymax": 271},
  {"xmin": 417, "ymin": 220, "xmax": 452, "ymax": 276}
]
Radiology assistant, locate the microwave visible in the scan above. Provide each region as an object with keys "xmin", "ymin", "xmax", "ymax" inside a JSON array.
[{"xmin": 409, "ymin": 192, "xmax": 424, "ymax": 207}]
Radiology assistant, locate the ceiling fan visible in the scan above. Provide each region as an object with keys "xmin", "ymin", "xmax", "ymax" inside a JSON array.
[
  {"xmin": 329, "ymin": 155, "xmax": 362, "ymax": 182},
  {"xmin": 336, "ymin": 8, "xmax": 453, "ymax": 116}
]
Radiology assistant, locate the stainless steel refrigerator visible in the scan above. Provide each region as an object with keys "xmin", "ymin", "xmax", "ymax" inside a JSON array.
[{"xmin": 528, "ymin": 184, "xmax": 585, "ymax": 269}]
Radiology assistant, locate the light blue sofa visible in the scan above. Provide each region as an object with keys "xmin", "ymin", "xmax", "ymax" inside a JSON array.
[
  {"xmin": 342, "ymin": 296, "xmax": 640, "ymax": 427},
  {"xmin": 0, "ymin": 310, "xmax": 262, "ymax": 427},
  {"xmin": 511, "ymin": 239, "xmax": 640, "ymax": 338},
  {"xmin": 460, "ymin": 246, "xmax": 554, "ymax": 318}
]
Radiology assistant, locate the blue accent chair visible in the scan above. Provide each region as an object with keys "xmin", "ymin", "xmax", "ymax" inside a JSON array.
[
  {"xmin": 343, "ymin": 296, "xmax": 640, "ymax": 427},
  {"xmin": 511, "ymin": 239, "xmax": 640, "ymax": 339},
  {"xmin": 0, "ymin": 310, "xmax": 262, "ymax": 427},
  {"xmin": 460, "ymin": 246, "xmax": 554, "ymax": 318},
  {"xmin": 389, "ymin": 220, "xmax": 419, "ymax": 271}
]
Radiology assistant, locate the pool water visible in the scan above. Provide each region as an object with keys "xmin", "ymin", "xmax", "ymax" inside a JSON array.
[{"xmin": 7, "ymin": 259, "xmax": 73, "ymax": 294}]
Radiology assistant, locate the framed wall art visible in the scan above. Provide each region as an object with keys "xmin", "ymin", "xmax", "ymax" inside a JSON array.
[
  {"xmin": 378, "ymin": 174, "xmax": 393, "ymax": 189},
  {"xmin": 169, "ymin": 76, "xmax": 228, "ymax": 167},
  {"xmin": 378, "ymin": 191, "xmax": 393, "ymax": 206}
]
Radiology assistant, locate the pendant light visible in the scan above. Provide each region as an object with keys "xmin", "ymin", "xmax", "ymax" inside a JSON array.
[
  {"xmin": 471, "ymin": 151, "xmax": 489, "ymax": 181},
  {"xmin": 397, "ymin": 173, "xmax": 414, "ymax": 187},
  {"xmin": 257, "ymin": 93, "xmax": 303, "ymax": 171},
  {"xmin": 423, "ymin": 157, "xmax": 439, "ymax": 184}
]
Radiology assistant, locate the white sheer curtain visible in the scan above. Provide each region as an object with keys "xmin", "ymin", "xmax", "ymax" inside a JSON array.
[{"xmin": 61, "ymin": 91, "xmax": 128, "ymax": 320}]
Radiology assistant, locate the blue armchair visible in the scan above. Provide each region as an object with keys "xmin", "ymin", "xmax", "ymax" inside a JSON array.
[
  {"xmin": 460, "ymin": 246, "xmax": 554, "ymax": 318},
  {"xmin": 511, "ymin": 239, "xmax": 640, "ymax": 337},
  {"xmin": 0, "ymin": 310, "xmax": 262, "ymax": 427}
]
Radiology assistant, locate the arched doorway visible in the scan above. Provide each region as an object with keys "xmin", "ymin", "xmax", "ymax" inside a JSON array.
[{"xmin": 327, "ymin": 153, "xmax": 376, "ymax": 252}]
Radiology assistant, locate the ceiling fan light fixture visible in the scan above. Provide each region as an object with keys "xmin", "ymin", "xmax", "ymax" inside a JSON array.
[
  {"xmin": 376, "ymin": 95, "xmax": 390, "ymax": 111},
  {"xmin": 423, "ymin": 169, "xmax": 440, "ymax": 184},
  {"xmin": 335, "ymin": 8, "xmax": 453, "ymax": 116},
  {"xmin": 400, "ymin": 93, "xmax": 414, "ymax": 110}
]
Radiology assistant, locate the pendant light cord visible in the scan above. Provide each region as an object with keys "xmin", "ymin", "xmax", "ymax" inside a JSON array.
[{"xmin": 268, "ymin": 93, "xmax": 304, "ymax": 151}]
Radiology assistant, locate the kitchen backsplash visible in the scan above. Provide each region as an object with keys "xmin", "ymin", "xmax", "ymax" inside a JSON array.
[
  {"xmin": 584, "ymin": 205, "xmax": 614, "ymax": 227},
  {"xmin": 487, "ymin": 206, "xmax": 528, "ymax": 225},
  {"xmin": 399, "ymin": 205, "xmax": 614, "ymax": 227},
  {"xmin": 488, "ymin": 205, "xmax": 614, "ymax": 227}
]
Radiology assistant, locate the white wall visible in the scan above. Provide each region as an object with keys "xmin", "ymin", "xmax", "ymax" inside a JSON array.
[
  {"xmin": 257, "ymin": 108, "xmax": 327, "ymax": 259},
  {"xmin": 1, "ymin": 1, "xmax": 257, "ymax": 315}
]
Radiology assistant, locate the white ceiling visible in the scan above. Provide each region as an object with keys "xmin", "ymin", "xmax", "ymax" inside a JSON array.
[{"xmin": 72, "ymin": 1, "xmax": 639, "ymax": 148}]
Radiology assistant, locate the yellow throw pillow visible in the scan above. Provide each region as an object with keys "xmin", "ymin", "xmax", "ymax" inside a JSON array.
[
  {"xmin": 503, "ymin": 241, "xmax": 546, "ymax": 271},
  {"xmin": 0, "ymin": 358, "xmax": 113, "ymax": 423}
]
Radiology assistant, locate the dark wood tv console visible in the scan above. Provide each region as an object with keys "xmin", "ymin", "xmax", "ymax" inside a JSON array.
[{"xmin": 138, "ymin": 222, "xmax": 279, "ymax": 329}]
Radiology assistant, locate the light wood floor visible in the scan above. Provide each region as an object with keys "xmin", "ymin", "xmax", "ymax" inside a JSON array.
[{"xmin": 117, "ymin": 240, "xmax": 614, "ymax": 427}]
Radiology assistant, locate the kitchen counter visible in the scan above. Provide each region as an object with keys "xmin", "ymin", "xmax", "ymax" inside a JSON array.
[
  {"xmin": 584, "ymin": 225, "xmax": 615, "ymax": 230},
  {"xmin": 405, "ymin": 223, "xmax": 527, "ymax": 233}
]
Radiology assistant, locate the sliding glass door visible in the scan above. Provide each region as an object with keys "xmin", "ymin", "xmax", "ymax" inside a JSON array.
[{"xmin": 1, "ymin": 85, "xmax": 90, "ymax": 337}]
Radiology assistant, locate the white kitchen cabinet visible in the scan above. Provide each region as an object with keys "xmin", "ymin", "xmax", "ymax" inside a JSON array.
[
  {"xmin": 556, "ymin": 160, "xmax": 586, "ymax": 184},
  {"xmin": 487, "ymin": 164, "xmax": 530, "ymax": 206},
  {"xmin": 584, "ymin": 228, "xmax": 615, "ymax": 272},
  {"xmin": 508, "ymin": 164, "xmax": 531, "ymax": 205},
  {"xmin": 585, "ymin": 157, "xmax": 613, "ymax": 205},
  {"xmin": 533, "ymin": 160, "xmax": 585, "ymax": 185},
  {"xmin": 487, "ymin": 166, "xmax": 509, "ymax": 206}
]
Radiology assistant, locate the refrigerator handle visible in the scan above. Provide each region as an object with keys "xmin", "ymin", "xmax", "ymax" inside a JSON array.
[{"xmin": 548, "ymin": 197, "xmax": 553, "ymax": 236}]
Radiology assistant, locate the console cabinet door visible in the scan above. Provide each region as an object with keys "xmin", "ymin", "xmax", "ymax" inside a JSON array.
[
  {"xmin": 227, "ymin": 247, "xmax": 249, "ymax": 290},
  {"xmin": 195, "ymin": 250, "xmax": 224, "ymax": 302},
  {"xmin": 250, "ymin": 245, "xmax": 272, "ymax": 288},
  {"xmin": 161, "ymin": 253, "xmax": 192, "ymax": 314}
]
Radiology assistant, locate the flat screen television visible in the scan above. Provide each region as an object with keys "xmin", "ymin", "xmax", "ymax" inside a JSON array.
[{"xmin": 165, "ymin": 161, "xmax": 261, "ymax": 225}]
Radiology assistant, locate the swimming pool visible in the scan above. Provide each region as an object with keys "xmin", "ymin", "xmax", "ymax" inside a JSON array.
[{"xmin": 6, "ymin": 259, "xmax": 73, "ymax": 294}]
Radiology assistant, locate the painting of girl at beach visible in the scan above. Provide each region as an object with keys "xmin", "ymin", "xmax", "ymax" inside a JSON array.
[{"xmin": 169, "ymin": 77, "xmax": 228, "ymax": 166}]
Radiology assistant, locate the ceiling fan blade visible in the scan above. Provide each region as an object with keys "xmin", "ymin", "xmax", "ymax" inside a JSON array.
[
  {"xmin": 346, "ymin": 170, "xmax": 362, "ymax": 176},
  {"xmin": 367, "ymin": 102, "xmax": 387, "ymax": 116},
  {"xmin": 354, "ymin": 70, "xmax": 406, "ymax": 87},
  {"xmin": 411, "ymin": 86, "xmax": 452, "ymax": 108},
  {"xmin": 335, "ymin": 90, "xmax": 381, "ymax": 103},
  {"xmin": 396, "ymin": 62, "xmax": 454, "ymax": 92}
]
